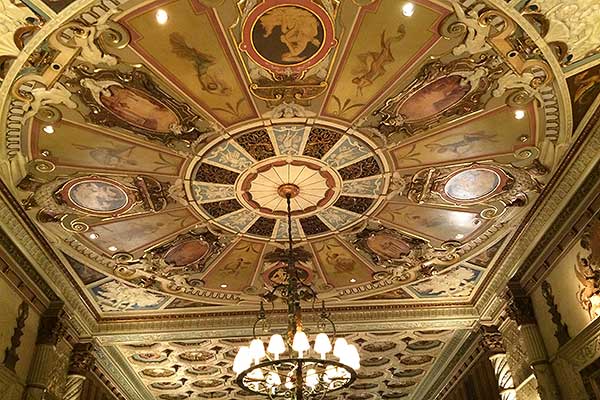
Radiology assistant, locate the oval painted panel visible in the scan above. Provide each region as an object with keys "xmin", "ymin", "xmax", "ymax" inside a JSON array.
[
  {"xmin": 444, "ymin": 168, "xmax": 501, "ymax": 201},
  {"xmin": 131, "ymin": 352, "xmax": 167, "ymax": 363},
  {"xmin": 400, "ymin": 355, "xmax": 434, "ymax": 365},
  {"xmin": 151, "ymin": 382, "xmax": 182, "ymax": 390},
  {"xmin": 393, "ymin": 369, "xmax": 424, "ymax": 378},
  {"xmin": 407, "ymin": 339, "xmax": 442, "ymax": 351},
  {"xmin": 366, "ymin": 233, "xmax": 410, "ymax": 259},
  {"xmin": 164, "ymin": 240, "xmax": 210, "ymax": 266},
  {"xmin": 363, "ymin": 341, "xmax": 397, "ymax": 353},
  {"xmin": 68, "ymin": 180, "xmax": 128, "ymax": 213},
  {"xmin": 397, "ymin": 76, "xmax": 470, "ymax": 121},
  {"xmin": 187, "ymin": 366, "xmax": 219, "ymax": 376},
  {"xmin": 252, "ymin": 6, "xmax": 325, "ymax": 66},
  {"xmin": 141, "ymin": 368, "xmax": 176, "ymax": 378},
  {"xmin": 100, "ymin": 86, "xmax": 179, "ymax": 133}
]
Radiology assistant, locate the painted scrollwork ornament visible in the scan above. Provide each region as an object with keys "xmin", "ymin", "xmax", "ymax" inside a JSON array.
[
  {"xmin": 112, "ymin": 229, "xmax": 232, "ymax": 294},
  {"xmin": 389, "ymin": 163, "xmax": 543, "ymax": 220},
  {"xmin": 367, "ymin": 56, "xmax": 503, "ymax": 138},
  {"xmin": 0, "ymin": 0, "xmax": 41, "ymax": 78},
  {"xmin": 72, "ymin": 68, "xmax": 213, "ymax": 149},
  {"xmin": 352, "ymin": 223, "xmax": 460, "ymax": 283}
]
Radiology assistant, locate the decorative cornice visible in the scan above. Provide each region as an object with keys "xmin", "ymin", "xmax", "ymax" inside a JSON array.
[
  {"xmin": 476, "ymin": 108, "xmax": 600, "ymax": 320},
  {"xmin": 412, "ymin": 329, "xmax": 472, "ymax": 400},
  {"xmin": 93, "ymin": 345, "xmax": 152, "ymax": 400}
]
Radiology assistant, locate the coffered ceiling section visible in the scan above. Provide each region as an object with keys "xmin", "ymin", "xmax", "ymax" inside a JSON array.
[
  {"xmin": 115, "ymin": 329, "xmax": 460, "ymax": 400},
  {"xmin": 1, "ymin": 0, "xmax": 575, "ymax": 314}
]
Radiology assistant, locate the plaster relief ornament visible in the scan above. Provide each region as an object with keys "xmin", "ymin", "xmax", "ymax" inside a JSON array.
[
  {"xmin": 447, "ymin": 1, "xmax": 491, "ymax": 56},
  {"xmin": 71, "ymin": 8, "xmax": 120, "ymax": 66},
  {"xmin": 409, "ymin": 266, "xmax": 481, "ymax": 298},
  {"xmin": 523, "ymin": 0, "xmax": 600, "ymax": 63},
  {"xmin": 575, "ymin": 218, "xmax": 600, "ymax": 319},
  {"xmin": 93, "ymin": 280, "xmax": 166, "ymax": 312},
  {"xmin": 22, "ymin": 82, "xmax": 78, "ymax": 121},
  {"xmin": 0, "ymin": 0, "xmax": 40, "ymax": 75}
]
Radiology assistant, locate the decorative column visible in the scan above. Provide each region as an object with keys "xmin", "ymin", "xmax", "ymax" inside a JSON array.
[
  {"xmin": 63, "ymin": 343, "xmax": 94, "ymax": 400},
  {"xmin": 481, "ymin": 325, "xmax": 517, "ymax": 400},
  {"xmin": 22, "ymin": 302, "xmax": 66, "ymax": 400},
  {"xmin": 507, "ymin": 282, "xmax": 561, "ymax": 400}
]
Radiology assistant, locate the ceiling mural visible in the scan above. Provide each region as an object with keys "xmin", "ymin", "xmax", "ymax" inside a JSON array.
[
  {"xmin": 1, "ymin": 0, "xmax": 574, "ymax": 308},
  {"xmin": 1, "ymin": 0, "xmax": 600, "ymax": 397},
  {"xmin": 116, "ymin": 330, "xmax": 458, "ymax": 400}
]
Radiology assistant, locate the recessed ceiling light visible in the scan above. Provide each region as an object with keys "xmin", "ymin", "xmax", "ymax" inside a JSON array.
[
  {"xmin": 402, "ymin": 2, "xmax": 415, "ymax": 16},
  {"xmin": 220, "ymin": 284, "xmax": 228, "ymax": 288},
  {"xmin": 514, "ymin": 109, "xmax": 525, "ymax": 120},
  {"xmin": 108, "ymin": 245, "xmax": 118, "ymax": 252},
  {"xmin": 455, "ymin": 234, "xmax": 464, "ymax": 240},
  {"xmin": 43, "ymin": 125, "xmax": 54, "ymax": 134},
  {"xmin": 156, "ymin": 9, "xmax": 168, "ymax": 24},
  {"xmin": 349, "ymin": 278, "xmax": 357, "ymax": 283},
  {"xmin": 89, "ymin": 233, "xmax": 99, "ymax": 240}
]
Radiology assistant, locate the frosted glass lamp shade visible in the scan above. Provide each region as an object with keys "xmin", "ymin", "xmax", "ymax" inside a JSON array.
[
  {"xmin": 314, "ymin": 333, "xmax": 332, "ymax": 357},
  {"xmin": 292, "ymin": 331, "xmax": 310, "ymax": 356},
  {"xmin": 249, "ymin": 338, "xmax": 266, "ymax": 363},
  {"xmin": 233, "ymin": 346, "xmax": 252, "ymax": 374},
  {"xmin": 267, "ymin": 334, "xmax": 286, "ymax": 357},
  {"xmin": 333, "ymin": 337, "xmax": 348, "ymax": 359}
]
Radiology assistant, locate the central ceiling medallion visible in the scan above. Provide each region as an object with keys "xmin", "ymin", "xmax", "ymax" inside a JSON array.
[
  {"xmin": 186, "ymin": 123, "xmax": 388, "ymax": 241},
  {"xmin": 237, "ymin": 156, "xmax": 340, "ymax": 217}
]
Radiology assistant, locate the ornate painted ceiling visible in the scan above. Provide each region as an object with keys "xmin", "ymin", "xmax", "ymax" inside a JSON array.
[{"xmin": 0, "ymin": 0, "xmax": 599, "ymax": 398}]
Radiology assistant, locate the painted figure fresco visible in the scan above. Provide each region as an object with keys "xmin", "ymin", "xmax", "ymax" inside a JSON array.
[
  {"xmin": 169, "ymin": 33, "xmax": 232, "ymax": 96},
  {"xmin": 68, "ymin": 180, "xmax": 128, "ymax": 212},
  {"xmin": 253, "ymin": 6, "xmax": 324, "ymax": 65},
  {"xmin": 99, "ymin": 85, "xmax": 180, "ymax": 132},
  {"xmin": 444, "ymin": 168, "xmax": 501, "ymax": 201},
  {"xmin": 164, "ymin": 239, "xmax": 210, "ymax": 267},
  {"xmin": 352, "ymin": 25, "xmax": 405, "ymax": 96},
  {"xmin": 366, "ymin": 232, "xmax": 411, "ymax": 259},
  {"xmin": 397, "ymin": 76, "xmax": 471, "ymax": 121}
]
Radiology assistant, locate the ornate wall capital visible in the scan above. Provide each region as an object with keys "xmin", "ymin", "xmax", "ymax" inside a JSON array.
[
  {"xmin": 68, "ymin": 343, "xmax": 94, "ymax": 376},
  {"xmin": 506, "ymin": 281, "xmax": 537, "ymax": 326},
  {"xmin": 36, "ymin": 302, "xmax": 67, "ymax": 346},
  {"xmin": 481, "ymin": 325, "xmax": 506, "ymax": 355}
]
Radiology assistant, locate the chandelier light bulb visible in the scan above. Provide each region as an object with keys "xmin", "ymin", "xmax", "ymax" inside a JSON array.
[
  {"xmin": 266, "ymin": 371, "xmax": 282, "ymax": 387},
  {"xmin": 292, "ymin": 330, "xmax": 310, "ymax": 357},
  {"xmin": 333, "ymin": 337, "xmax": 348, "ymax": 359},
  {"xmin": 249, "ymin": 338, "xmax": 266, "ymax": 363},
  {"xmin": 306, "ymin": 368, "xmax": 319, "ymax": 388},
  {"xmin": 233, "ymin": 346, "xmax": 252, "ymax": 374},
  {"xmin": 267, "ymin": 334, "xmax": 286, "ymax": 359},
  {"xmin": 314, "ymin": 332, "xmax": 332, "ymax": 359}
]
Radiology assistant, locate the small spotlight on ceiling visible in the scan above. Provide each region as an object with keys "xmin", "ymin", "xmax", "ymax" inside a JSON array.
[
  {"xmin": 89, "ymin": 233, "xmax": 99, "ymax": 240},
  {"xmin": 402, "ymin": 2, "xmax": 415, "ymax": 16},
  {"xmin": 220, "ymin": 284, "xmax": 228, "ymax": 288},
  {"xmin": 155, "ymin": 9, "xmax": 168, "ymax": 25},
  {"xmin": 108, "ymin": 245, "xmax": 118, "ymax": 252},
  {"xmin": 349, "ymin": 278, "xmax": 357, "ymax": 283},
  {"xmin": 43, "ymin": 125, "xmax": 55, "ymax": 134},
  {"xmin": 514, "ymin": 109, "xmax": 525, "ymax": 120}
]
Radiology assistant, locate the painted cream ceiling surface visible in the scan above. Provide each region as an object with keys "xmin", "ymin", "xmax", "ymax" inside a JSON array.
[{"xmin": 1, "ymin": 0, "xmax": 598, "ymax": 398}]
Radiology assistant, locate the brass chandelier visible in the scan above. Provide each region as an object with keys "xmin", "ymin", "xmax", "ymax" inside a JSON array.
[{"xmin": 233, "ymin": 184, "xmax": 359, "ymax": 399}]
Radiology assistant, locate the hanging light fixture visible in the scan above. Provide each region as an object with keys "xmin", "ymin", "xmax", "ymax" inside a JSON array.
[{"xmin": 234, "ymin": 184, "xmax": 358, "ymax": 399}]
